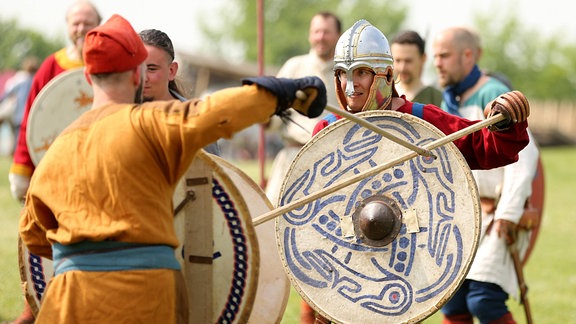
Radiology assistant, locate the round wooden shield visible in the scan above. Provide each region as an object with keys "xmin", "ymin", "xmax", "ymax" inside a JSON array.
[
  {"xmin": 18, "ymin": 238, "xmax": 51, "ymax": 315},
  {"xmin": 276, "ymin": 110, "xmax": 481, "ymax": 323},
  {"xmin": 26, "ymin": 67, "xmax": 92, "ymax": 166},
  {"xmin": 173, "ymin": 151, "xmax": 260, "ymax": 323},
  {"xmin": 522, "ymin": 156, "xmax": 545, "ymax": 266},
  {"xmin": 19, "ymin": 152, "xmax": 262, "ymax": 323},
  {"xmin": 209, "ymin": 154, "xmax": 290, "ymax": 323}
]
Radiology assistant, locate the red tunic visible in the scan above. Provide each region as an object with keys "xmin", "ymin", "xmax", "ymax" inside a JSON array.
[
  {"xmin": 10, "ymin": 48, "xmax": 84, "ymax": 177},
  {"xmin": 312, "ymin": 99, "xmax": 529, "ymax": 170}
]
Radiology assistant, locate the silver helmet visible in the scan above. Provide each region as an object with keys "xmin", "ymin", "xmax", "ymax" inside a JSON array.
[{"xmin": 334, "ymin": 20, "xmax": 394, "ymax": 111}]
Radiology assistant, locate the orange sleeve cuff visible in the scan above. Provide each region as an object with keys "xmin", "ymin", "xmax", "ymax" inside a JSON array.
[{"xmin": 10, "ymin": 163, "xmax": 33, "ymax": 178}]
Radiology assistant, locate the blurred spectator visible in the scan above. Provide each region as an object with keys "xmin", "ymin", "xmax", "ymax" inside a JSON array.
[
  {"xmin": 391, "ymin": 30, "xmax": 442, "ymax": 106},
  {"xmin": 0, "ymin": 56, "xmax": 39, "ymax": 154}
]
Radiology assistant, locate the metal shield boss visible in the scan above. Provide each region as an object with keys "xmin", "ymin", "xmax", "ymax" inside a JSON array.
[{"xmin": 276, "ymin": 110, "xmax": 481, "ymax": 323}]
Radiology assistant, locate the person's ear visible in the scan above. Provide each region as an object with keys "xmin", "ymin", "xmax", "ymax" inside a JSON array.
[
  {"xmin": 463, "ymin": 48, "xmax": 476, "ymax": 64},
  {"xmin": 169, "ymin": 61, "xmax": 178, "ymax": 81}
]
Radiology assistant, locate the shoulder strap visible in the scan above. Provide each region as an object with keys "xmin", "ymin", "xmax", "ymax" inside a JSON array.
[
  {"xmin": 412, "ymin": 102, "xmax": 425, "ymax": 119},
  {"xmin": 323, "ymin": 113, "xmax": 339, "ymax": 125}
]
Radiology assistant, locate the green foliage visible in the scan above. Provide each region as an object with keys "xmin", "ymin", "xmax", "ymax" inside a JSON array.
[
  {"xmin": 198, "ymin": 0, "xmax": 407, "ymax": 67},
  {"xmin": 0, "ymin": 18, "xmax": 64, "ymax": 70},
  {"xmin": 196, "ymin": 0, "xmax": 576, "ymax": 101},
  {"xmin": 475, "ymin": 12, "xmax": 576, "ymax": 101}
]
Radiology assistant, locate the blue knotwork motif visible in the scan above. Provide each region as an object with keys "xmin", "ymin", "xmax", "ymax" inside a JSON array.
[
  {"xmin": 212, "ymin": 178, "xmax": 249, "ymax": 324},
  {"xmin": 28, "ymin": 253, "xmax": 47, "ymax": 301},
  {"xmin": 279, "ymin": 114, "xmax": 473, "ymax": 320}
]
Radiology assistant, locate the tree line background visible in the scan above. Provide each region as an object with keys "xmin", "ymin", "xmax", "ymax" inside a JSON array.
[{"xmin": 2, "ymin": 0, "xmax": 575, "ymax": 101}]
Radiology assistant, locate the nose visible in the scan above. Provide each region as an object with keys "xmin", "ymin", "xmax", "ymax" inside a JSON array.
[
  {"xmin": 346, "ymin": 78, "xmax": 356, "ymax": 96},
  {"xmin": 433, "ymin": 56, "xmax": 442, "ymax": 69}
]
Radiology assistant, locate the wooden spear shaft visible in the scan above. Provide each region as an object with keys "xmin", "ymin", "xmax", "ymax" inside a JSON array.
[
  {"xmin": 253, "ymin": 113, "xmax": 506, "ymax": 226},
  {"xmin": 510, "ymin": 235, "xmax": 534, "ymax": 324}
]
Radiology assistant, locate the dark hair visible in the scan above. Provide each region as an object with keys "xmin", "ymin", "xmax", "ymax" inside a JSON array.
[
  {"xmin": 391, "ymin": 30, "xmax": 426, "ymax": 55},
  {"xmin": 314, "ymin": 11, "xmax": 342, "ymax": 33},
  {"xmin": 139, "ymin": 29, "xmax": 175, "ymax": 61},
  {"xmin": 139, "ymin": 29, "xmax": 184, "ymax": 97}
]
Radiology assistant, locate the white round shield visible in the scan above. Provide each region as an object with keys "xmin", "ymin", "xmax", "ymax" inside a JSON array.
[
  {"xmin": 26, "ymin": 68, "xmax": 92, "ymax": 166},
  {"xmin": 209, "ymin": 154, "xmax": 290, "ymax": 323},
  {"xmin": 276, "ymin": 110, "xmax": 481, "ymax": 323}
]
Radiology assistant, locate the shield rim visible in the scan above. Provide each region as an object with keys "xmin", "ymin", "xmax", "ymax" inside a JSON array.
[
  {"xmin": 209, "ymin": 153, "xmax": 291, "ymax": 323},
  {"xmin": 522, "ymin": 156, "xmax": 545, "ymax": 266}
]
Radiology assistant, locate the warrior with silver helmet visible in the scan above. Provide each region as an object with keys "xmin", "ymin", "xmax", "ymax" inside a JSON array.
[{"xmin": 333, "ymin": 19, "xmax": 396, "ymax": 113}]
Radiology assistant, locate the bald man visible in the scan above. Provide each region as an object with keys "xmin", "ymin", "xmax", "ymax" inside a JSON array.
[{"xmin": 433, "ymin": 26, "xmax": 540, "ymax": 324}]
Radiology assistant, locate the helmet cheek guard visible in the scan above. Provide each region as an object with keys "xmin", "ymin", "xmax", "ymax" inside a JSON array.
[
  {"xmin": 333, "ymin": 20, "xmax": 394, "ymax": 112},
  {"xmin": 365, "ymin": 66, "xmax": 394, "ymax": 111}
]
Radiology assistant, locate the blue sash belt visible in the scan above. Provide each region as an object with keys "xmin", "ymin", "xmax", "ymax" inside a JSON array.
[{"xmin": 53, "ymin": 241, "xmax": 180, "ymax": 276}]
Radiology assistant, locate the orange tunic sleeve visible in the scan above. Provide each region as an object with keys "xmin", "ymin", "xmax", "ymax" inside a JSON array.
[{"xmin": 19, "ymin": 85, "xmax": 277, "ymax": 257}]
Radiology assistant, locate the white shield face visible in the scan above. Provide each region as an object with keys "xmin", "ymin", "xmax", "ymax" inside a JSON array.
[{"xmin": 27, "ymin": 68, "xmax": 93, "ymax": 166}]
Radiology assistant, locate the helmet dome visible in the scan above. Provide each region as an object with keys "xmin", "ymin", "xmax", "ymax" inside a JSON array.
[
  {"xmin": 334, "ymin": 19, "xmax": 393, "ymax": 75},
  {"xmin": 334, "ymin": 20, "xmax": 394, "ymax": 112}
]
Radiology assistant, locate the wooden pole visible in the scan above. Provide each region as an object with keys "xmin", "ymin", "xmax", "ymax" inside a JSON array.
[
  {"xmin": 510, "ymin": 234, "xmax": 534, "ymax": 324},
  {"xmin": 257, "ymin": 0, "xmax": 267, "ymax": 189}
]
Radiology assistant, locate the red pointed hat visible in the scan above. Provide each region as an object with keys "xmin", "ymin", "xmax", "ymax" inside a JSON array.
[{"xmin": 83, "ymin": 14, "xmax": 147, "ymax": 74}]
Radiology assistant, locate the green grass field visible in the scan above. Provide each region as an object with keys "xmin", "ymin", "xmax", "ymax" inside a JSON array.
[{"xmin": 1, "ymin": 146, "xmax": 575, "ymax": 323}]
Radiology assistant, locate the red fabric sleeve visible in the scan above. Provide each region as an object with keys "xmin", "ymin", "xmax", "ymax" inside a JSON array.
[
  {"xmin": 312, "ymin": 119, "xmax": 329, "ymax": 136},
  {"xmin": 398, "ymin": 102, "xmax": 529, "ymax": 170}
]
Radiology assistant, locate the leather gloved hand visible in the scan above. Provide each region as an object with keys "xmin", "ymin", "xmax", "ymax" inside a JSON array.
[
  {"xmin": 8, "ymin": 172, "xmax": 30, "ymax": 204},
  {"xmin": 484, "ymin": 90, "xmax": 530, "ymax": 131},
  {"xmin": 242, "ymin": 76, "xmax": 327, "ymax": 118}
]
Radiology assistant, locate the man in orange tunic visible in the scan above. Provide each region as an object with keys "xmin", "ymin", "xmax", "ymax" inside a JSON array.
[{"xmin": 19, "ymin": 14, "xmax": 326, "ymax": 323}]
